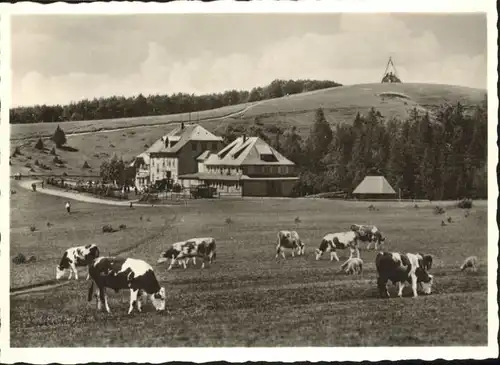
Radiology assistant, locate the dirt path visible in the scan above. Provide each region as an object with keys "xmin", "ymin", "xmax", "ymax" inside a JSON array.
[{"xmin": 17, "ymin": 179, "xmax": 173, "ymax": 207}]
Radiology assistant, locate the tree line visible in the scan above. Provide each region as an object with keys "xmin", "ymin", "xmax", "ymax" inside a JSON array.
[
  {"xmin": 9, "ymin": 79, "xmax": 341, "ymax": 124},
  {"xmin": 221, "ymin": 99, "xmax": 488, "ymax": 200}
]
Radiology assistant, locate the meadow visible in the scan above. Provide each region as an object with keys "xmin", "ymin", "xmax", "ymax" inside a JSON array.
[
  {"xmin": 9, "ymin": 83, "xmax": 486, "ymax": 177},
  {"xmin": 10, "ymin": 181, "xmax": 488, "ymax": 347}
]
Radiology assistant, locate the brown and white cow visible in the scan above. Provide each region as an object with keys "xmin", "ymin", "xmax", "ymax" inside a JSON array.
[
  {"xmin": 56, "ymin": 243, "xmax": 100, "ymax": 280},
  {"xmin": 375, "ymin": 251, "xmax": 434, "ymax": 298},
  {"xmin": 460, "ymin": 255, "xmax": 479, "ymax": 272},
  {"xmin": 338, "ymin": 257, "xmax": 363, "ymax": 275},
  {"xmin": 275, "ymin": 230, "xmax": 305, "ymax": 259},
  {"xmin": 87, "ymin": 256, "xmax": 166, "ymax": 315},
  {"xmin": 350, "ymin": 224, "xmax": 386, "ymax": 250},
  {"xmin": 157, "ymin": 237, "xmax": 216, "ymax": 270},
  {"xmin": 315, "ymin": 231, "xmax": 360, "ymax": 261}
]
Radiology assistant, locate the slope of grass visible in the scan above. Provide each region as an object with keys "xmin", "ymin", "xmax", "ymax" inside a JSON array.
[
  {"xmin": 10, "ymin": 187, "xmax": 489, "ymax": 347},
  {"xmin": 9, "ymin": 83, "xmax": 486, "ymax": 176}
]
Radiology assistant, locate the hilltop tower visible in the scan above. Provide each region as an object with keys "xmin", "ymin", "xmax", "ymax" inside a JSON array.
[{"xmin": 381, "ymin": 57, "xmax": 402, "ymax": 83}]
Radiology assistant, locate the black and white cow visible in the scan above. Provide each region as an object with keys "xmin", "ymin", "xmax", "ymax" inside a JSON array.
[
  {"xmin": 56, "ymin": 244, "xmax": 100, "ymax": 280},
  {"xmin": 350, "ymin": 224, "xmax": 386, "ymax": 250},
  {"xmin": 375, "ymin": 251, "xmax": 434, "ymax": 298},
  {"xmin": 87, "ymin": 256, "xmax": 166, "ymax": 314},
  {"xmin": 338, "ymin": 257, "xmax": 363, "ymax": 275},
  {"xmin": 315, "ymin": 231, "xmax": 360, "ymax": 261},
  {"xmin": 275, "ymin": 230, "xmax": 305, "ymax": 259},
  {"xmin": 157, "ymin": 237, "xmax": 217, "ymax": 271}
]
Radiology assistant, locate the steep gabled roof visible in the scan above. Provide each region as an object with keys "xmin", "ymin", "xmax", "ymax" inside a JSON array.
[
  {"xmin": 352, "ymin": 176, "xmax": 396, "ymax": 195},
  {"xmin": 131, "ymin": 124, "xmax": 223, "ymax": 166},
  {"xmin": 154, "ymin": 124, "xmax": 223, "ymax": 154},
  {"xmin": 204, "ymin": 136, "xmax": 295, "ymax": 166}
]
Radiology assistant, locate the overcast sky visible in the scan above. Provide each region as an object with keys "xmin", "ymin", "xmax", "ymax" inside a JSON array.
[{"xmin": 12, "ymin": 13, "xmax": 487, "ymax": 107}]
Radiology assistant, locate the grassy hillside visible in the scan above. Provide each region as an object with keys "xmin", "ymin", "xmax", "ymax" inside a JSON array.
[{"xmin": 9, "ymin": 83, "xmax": 486, "ymax": 176}]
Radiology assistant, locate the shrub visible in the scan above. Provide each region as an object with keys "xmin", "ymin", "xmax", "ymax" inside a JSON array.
[
  {"xmin": 27, "ymin": 255, "xmax": 37, "ymax": 263},
  {"xmin": 225, "ymin": 217, "xmax": 233, "ymax": 224},
  {"xmin": 13, "ymin": 146, "xmax": 21, "ymax": 156},
  {"xmin": 82, "ymin": 161, "xmax": 91, "ymax": 169},
  {"xmin": 12, "ymin": 253, "xmax": 27, "ymax": 265},
  {"xmin": 102, "ymin": 225, "xmax": 115, "ymax": 233},
  {"xmin": 434, "ymin": 206, "xmax": 445, "ymax": 215},
  {"xmin": 34, "ymin": 159, "xmax": 40, "ymax": 166},
  {"xmin": 34, "ymin": 138, "xmax": 44, "ymax": 150},
  {"xmin": 24, "ymin": 163, "xmax": 32, "ymax": 168},
  {"xmin": 50, "ymin": 147, "xmax": 56, "ymax": 155},
  {"xmin": 53, "ymin": 156, "xmax": 63, "ymax": 165},
  {"xmin": 29, "ymin": 225, "xmax": 36, "ymax": 232},
  {"xmin": 119, "ymin": 224, "xmax": 127, "ymax": 230},
  {"xmin": 294, "ymin": 217, "xmax": 301, "ymax": 224},
  {"xmin": 458, "ymin": 198, "xmax": 473, "ymax": 209}
]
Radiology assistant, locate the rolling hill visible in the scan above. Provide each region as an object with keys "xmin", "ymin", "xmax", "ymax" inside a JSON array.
[{"xmin": 9, "ymin": 82, "xmax": 487, "ymax": 177}]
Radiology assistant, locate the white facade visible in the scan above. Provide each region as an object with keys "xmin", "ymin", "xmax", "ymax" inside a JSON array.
[{"xmin": 150, "ymin": 157, "xmax": 179, "ymax": 183}]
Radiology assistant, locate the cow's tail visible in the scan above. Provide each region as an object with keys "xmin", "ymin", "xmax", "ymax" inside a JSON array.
[{"xmin": 87, "ymin": 280, "xmax": 95, "ymax": 302}]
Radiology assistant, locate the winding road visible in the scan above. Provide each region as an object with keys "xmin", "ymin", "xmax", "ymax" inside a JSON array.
[{"xmin": 16, "ymin": 179, "xmax": 173, "ymax": 207}]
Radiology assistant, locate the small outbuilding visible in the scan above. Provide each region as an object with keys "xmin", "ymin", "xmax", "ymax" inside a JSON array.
[{"xmin": 352, "ymin": 175, "xmax": 396, "ymax": 200}]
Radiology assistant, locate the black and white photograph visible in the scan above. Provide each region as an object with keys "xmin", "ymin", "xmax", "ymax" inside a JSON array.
[{"xmin": 2, "ymin": 0, "xmax": 498, "ymax": 362}]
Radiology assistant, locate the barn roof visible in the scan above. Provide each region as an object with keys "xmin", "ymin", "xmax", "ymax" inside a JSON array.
[{"xmin": 352, "ymin": 176, "xmax": 396, "ymax": 195}]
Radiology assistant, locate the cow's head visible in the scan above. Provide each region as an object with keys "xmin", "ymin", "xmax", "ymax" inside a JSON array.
[
  {"xmin": 350, "ymin": 224, "xmax": 360, "ymax": 232},
  {"xmin": 55, "ymin": 266, "xmax": 66, "ymax": 280},
  {"xmin": 150, "ymin": 287, "xmax": 166, "ymax": 311},
  {"xmin": 157, "ymin": 248, "xmax": 177, "ymax": 264},
  {"xmin": 415, "ymin": 267, "xmax": 434, "ymax": 295},
  {"xmin": 315, "ymin": 239, "xmax": 329, "ymax": 260}
]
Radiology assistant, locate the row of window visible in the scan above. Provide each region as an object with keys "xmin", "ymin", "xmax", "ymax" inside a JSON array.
[
  {"xmin": 204, "ymin": 165, "xmax": 292, "ymax": 175},
  {"xmin": 151, "ymin": 158, "xmax": 177, "ymax": 169}
]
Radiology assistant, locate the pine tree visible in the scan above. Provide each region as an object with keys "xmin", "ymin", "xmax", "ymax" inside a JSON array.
[{"xmin": 51, "ymin": 125, "xmax": 67, "ymax": 148}]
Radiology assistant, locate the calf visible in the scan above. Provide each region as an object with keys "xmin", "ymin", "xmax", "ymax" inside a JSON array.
[
  {"xmin": 275, "ymin": 230, "xmax": 305, "ymax": 259},
  {"xmin": 460, "ymin": 256, "xmax": 479, "ymax": 272},
  {"xmin": 315, "ymin": 231, "xmax": 360, "ymax": 261},
  {"xmin": 375, "ymin": 251, "xmax": 434, "ymax": 298},
  {"xmin": 350, "ymin": 224, "xmax": 386, "ymax": 250},
  {"xmin": 56, "ymin": 244, "xmax": 100, "ymax": 280},
  {"xmin": 87, "ymin": 256, "xmax": 166, "ymax": 314},
  {"xmin": 338, "ymin": 257, "xmax": 363, "ymax": 275},
  {"xmin": 158, "ymin": 237, "xmax": 216, "ymax": 271}
]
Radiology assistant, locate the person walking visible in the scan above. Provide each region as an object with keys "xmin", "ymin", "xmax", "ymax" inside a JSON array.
[{"xmin": 65, "ymin": 201, "xmax": 71, "ymax": 214}]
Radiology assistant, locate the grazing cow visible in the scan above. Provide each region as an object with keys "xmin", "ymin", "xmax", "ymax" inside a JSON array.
[
  {"xmin": 350, "ymin": 224, "xmax": 386, "ymax": 250},
  {"xmin": 315, "ymin": 231, "xmax": 360, "ymax": 261},
  {"xmin": 275, "ymin": 230, "xmax": 305, "ymax": 259},
  {"xmin": 87, "ymin": 256, "xmax": 166, "ymax": 314},
  {"xmin": 338, "ymin": 257, "xmax": 363, "ymax": 275},
  {"xmin": 157, "ymin": 245, "xmax": 195, "ymax": 269},
  {"xmin": 460, "ymin": 256, "xmax": 479, "ymax": 272},
  {"xmin": 157, "ymin": 237, "xmax": 217, "ymax": 270},
  {"xmin": 56, "ymin": 244, "xmax": 100, "ymax": 280},
  {"xmin": 375, "ymin": 251, "xmax": 434, "ymax": 298}
]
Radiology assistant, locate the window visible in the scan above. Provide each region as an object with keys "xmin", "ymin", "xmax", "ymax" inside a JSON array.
[
  {"xmin": 192, "ymin": 143, "xmax": 197, "ymax": 152},
  {"xmin": 201, "ymin": 142, "xmax": 207, "ymax": 151}
]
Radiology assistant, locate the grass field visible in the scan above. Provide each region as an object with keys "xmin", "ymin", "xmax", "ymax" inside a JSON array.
[
  {"xmin": 10, "ymin": 181, "xmax": 488, "ymax": 347},
  {"xmin": 9, "ymin": 83, "xmax": 486, "ymax": 176}
]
